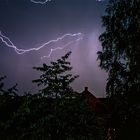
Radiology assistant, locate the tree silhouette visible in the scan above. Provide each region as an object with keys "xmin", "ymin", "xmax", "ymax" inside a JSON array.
[
  {"xmin": 0, "ymin": 76, "xmax": 6, "ymax": 95},
  {"xmin": 33, "ymin": 51, "xmax": 79, "ymax": 98},
  {"xmin": 98, "ymin": 0, "xmax": 140, "ymax": 97},
  {"xmin": 0, "ymin": 76, "xmax": 18, "ymax": 96},
  {"xmin": 0, "ymin": 53, "xmax": 106, "ymax": 140},
  {"xmin": 98, "ymin": 0, "xmax": 140, "ymax": 139}
]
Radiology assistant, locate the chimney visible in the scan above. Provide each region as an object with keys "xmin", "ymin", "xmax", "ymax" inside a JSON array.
[{"xmin": 84, "ymin": 87, "xmax": 88, "ymax": 92}]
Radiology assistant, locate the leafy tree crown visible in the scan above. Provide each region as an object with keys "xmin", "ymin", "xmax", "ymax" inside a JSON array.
[{"xmin": 33, "ymin": 51, "xmax": 79, "ymax": 98}]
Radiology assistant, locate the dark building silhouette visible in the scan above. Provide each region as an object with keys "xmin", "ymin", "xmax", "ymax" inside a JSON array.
[
  {"xmin": 82, "ymin": 87, "xmax": 109, "ymax": 115},
  {"xmin": 82, "ymin": 87, "xmax": 116, "ymax": 140}
]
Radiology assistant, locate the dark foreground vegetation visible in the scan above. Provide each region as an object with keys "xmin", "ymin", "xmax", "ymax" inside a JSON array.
[
  {"xmin": 1, "ymin": 0, "xmax": 140, "ymax": 139},
  {"xmin": 97, "ymin": 0, "xmax": 140, "ymax": 139},
  {"xmin": 0, "ymin": 92, "xmax": 106, "ymax": 140},
  {"xmin": 0, "ymin": 52, "xmax": 106, "ymax": 140}
]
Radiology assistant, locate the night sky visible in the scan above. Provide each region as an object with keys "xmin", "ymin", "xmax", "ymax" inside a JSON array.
[{"xmin": 0, "ymin": 0, "xmax": 107, "ymax": 97}]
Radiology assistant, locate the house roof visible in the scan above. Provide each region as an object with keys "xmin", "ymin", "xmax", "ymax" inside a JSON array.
[{"xmin": 82, "ymin": 87, "xmax": 110, "ymax": 115}]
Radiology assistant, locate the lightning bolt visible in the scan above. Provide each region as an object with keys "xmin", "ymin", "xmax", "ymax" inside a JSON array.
[
  {"xmin": 30, "ymin": 0, "xmax": 51, "ymax": 4},
  {"xmin": 0, "ymin": 0, "xmax": 84, "ymax": 58},
  {"xmin": 0, "ymin": 31, "xmax": 83, "ymax": 57},
  {"xmin": 96, "ymin": 0, "xmax": 105, "ymax": 1},
  {"xmin": 41, "ymin": 36, "xmax": 82, "ymax": 60}
]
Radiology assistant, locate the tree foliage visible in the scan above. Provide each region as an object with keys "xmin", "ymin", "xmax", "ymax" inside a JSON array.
[
  {"xmin": 98, "ymin": 0, "xmax": 140, "ymax": 139},
  {"xmin": 33, "ymin": 51, "xmax": 79, "ymax": 98},
  {"xmin": 0, "ymin": 76, "xmax": 18, "ymax": 96},
  {"xmin": 0, "ymin": 94, "xmax": 105, "ymax": 140},
  {"xmin": 98, "ymin": 0, "xmax": 140, "ymax": 96},
  {"xmin": 0, "ymin": 52, "xmax": 106, "ymax": 140}
]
